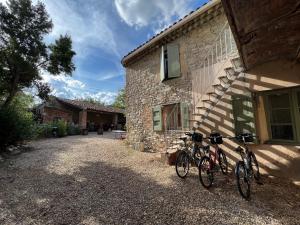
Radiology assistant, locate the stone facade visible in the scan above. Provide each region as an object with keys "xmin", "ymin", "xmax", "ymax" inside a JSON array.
[
  {"xmin": 42, "ymin": 107, "xmax": 73, "ymax": 123},
  {"xmin": 125, "ymin": 12, "xmax": 228, "ymax": 152}
]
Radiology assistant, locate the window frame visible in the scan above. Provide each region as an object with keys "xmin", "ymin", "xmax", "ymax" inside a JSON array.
[
  {"xmin": 152, "ymin": 102, "xmax": 190, "ymax": 132},
  {"xmin": 160, "ymin": 44, "xmax": 181, "ymax": 82},
  {"xmin": 263, "ymin": 86, "xmax": 300, "ymax": 144}
]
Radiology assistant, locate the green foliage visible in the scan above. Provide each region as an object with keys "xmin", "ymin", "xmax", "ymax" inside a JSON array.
[
  {"xmin": 53, "ymin": 119, "xmax": 67, "ymax": 137},
  {"xmin": 112, "ymin": 89, "xmax": 125, "ymax": 109},
  {"xmin": 0, "ymin": 93, "xmax": 35, "ymax": 150},
  {"xmin": 77, "ymin": 97, "xmax": 106, "ymax": 106},
  {"xmin": 0, "ymin": 0, "xmax": 76, "ymax": 106},
  {"xmin": 67, "ymin": 123, "xmax": 80, "ymax": 136},
  {"xmin": 34, "ymin": 123, "xmax": 53, "ymax": 139}
]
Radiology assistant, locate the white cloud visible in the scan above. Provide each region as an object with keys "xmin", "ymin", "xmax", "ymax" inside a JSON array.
[
  {"xmin": 40, "ymin": 73, "xmax": 117, "ymax": 104},
  {"xmin": 97, "ymin": 72, "xmax": 123, "ymax": 81},
  {"xmin": 41, "ymin": 73, "xmax": 85, "ymax": 89},
  {"xmin": 54, "ymin": 87, "xmax": 117, "ymax": 105},
  {"xmin": 40, "ymin": 0, "xmax": 119, "ymax": 58},
  {"xmin": 115, "ymin": 0, "xmax": 193, "ymax": 30}
]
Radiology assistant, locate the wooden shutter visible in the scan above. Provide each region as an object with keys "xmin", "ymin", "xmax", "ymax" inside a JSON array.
[
  {"xmin": 160, "ymin": 46, "xmax": 165, "ymax": 81},
  {"xmin": 167, "ymin": 44, "xmax": 181, "ymax": 78},
  {"xmin": 180, "ymin": 103, "xmax": 190, "ymax": 130},
  {"xmin": 153, "ymin": 106, "xmax": 162, "ymax": 131},
  {"xmin": 232, "ymin": 95, "xmax": 256, "ymax": 135}
]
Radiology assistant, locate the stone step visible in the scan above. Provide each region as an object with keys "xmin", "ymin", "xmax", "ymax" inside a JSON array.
[{"xmin": 231, "ymin": 57, "xmax": 245, "ymax": 72}]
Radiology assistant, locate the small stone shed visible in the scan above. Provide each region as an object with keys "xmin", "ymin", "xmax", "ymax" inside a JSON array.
[{"xmin": 37, "ymin": 97, "xmax": 125, "ymax": 131}]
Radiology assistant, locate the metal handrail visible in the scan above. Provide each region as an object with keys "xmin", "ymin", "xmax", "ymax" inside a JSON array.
[{"xmin": 192, "ymin": 22, "xmax": 238, "ymax": 113}]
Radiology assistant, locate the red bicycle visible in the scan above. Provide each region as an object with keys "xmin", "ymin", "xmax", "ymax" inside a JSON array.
[{"xmin": 198, "ymin": 132, "xmax": 228, "ymax": 188}]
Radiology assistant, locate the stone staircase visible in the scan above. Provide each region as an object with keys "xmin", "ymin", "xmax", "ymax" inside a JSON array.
[
  {"xmin": 162, "ymin": 22, "xmax": 243, "ymax": 163},
  {"xmin": 191, "ymin": 56, "xmax": 244, "ymax": 128}
]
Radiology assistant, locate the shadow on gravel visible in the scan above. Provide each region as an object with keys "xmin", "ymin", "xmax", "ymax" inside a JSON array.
[{"xmin": 1, "ymin": 160, "xmax": 300, "ymax": 225}]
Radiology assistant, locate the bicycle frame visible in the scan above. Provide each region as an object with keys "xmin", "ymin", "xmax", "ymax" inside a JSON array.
[{"xmin": 235, "ymin": 136, "xmax": 256, "ymax": 179}]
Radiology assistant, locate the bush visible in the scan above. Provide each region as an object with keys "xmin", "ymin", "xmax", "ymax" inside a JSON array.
[
  {"xmin": 0, "ymin": 94, "xmax": 35, "ymax": 151},
  {"xmin": 53, "ymin": 120, "xmax": 67, "ymax": 137},
  {"xmin": 67, "ymin": 123, "xmax": 80, "ymax": 136},
  {"xmin": 34, "ymin": 123, "xmax": 53, "ymax": 139}
]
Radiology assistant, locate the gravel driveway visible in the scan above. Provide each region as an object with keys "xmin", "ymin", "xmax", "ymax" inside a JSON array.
[{"xmin": 0, "ymin": 133, "xmax": 299, "ymax": 225}]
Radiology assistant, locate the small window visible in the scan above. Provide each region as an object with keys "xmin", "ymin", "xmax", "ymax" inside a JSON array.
[
  {"xmin": 163, "ymin": 104, "xmax": 181, "ymax": 130},
  {"xmin": 264, "ymin": 87, "xmax": 300, "ymax": 143},
  {"xmin": 152, "ymin": 103, "xmax": 189, "ymax": 131},
  {"xmin": 268, "ymin": 92, "xmax": 294, "ymax": 140},
  {"xmin": 160, "ymin": 44, "xmax": 181, "ymax": 81}
]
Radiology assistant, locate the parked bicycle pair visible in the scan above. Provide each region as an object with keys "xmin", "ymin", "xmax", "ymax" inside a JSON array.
[{"xmin": 175, "ymin": 131, "xmax": 261, "ymax": 200}]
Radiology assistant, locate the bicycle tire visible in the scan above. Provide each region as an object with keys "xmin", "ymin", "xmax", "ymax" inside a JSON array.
[
  {"xmin": 218, "ymin": 149, "xmax": 228, "ymax": 175},
  {"xmin": 249, "ymin": 152, "xmax": 260, "ymax": 181},
  {"xmin": 175, "ymin": 151, "xmax": 190, "ymax": 179},
  {"xmin": 198, "ymin": 156, "xmax": 214, "ymax": 188},
  {"xmin": 235, "ymin": 161, "xmax": 251, "ymax": 200}
]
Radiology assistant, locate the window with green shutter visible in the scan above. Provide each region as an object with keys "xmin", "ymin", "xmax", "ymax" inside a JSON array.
[
  {"xmin": 153, "ymin": 103, "xmax": 189, "ymax": 132},
  {"xmin": 153, "ymin": 106, "xmax": 162, "ymax": 131},
  {"xmin": 232, "ymin": 95, "xmax": 257, "ymax": 136},
  {"xmin": 160, "ymin": 44, "xmax": 181, "ymax": 81}
]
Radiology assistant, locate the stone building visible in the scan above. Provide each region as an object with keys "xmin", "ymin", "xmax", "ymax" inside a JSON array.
[
  {"xmin": 122, "ymin": 0, "xmax": 300, "ymax": 182},
  {"xmin": 37, "ymin": 97, "xmax": 125, "ymax": 131}
]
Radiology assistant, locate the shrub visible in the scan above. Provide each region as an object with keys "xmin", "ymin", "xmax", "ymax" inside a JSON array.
[
  {"xmin": 34, "ymin": 123, "xmax": 53, "ymax": 139},
  {"xmin": 0, "ymin": 94, "xmax": 35, "ymax": 151},
  {"xmin": 67, "ymin": 123, "xmax": 80, "ymax": 136},
  {"xmin": 53, "ymin": 119, "xmax": 67, "ymax": 137}
]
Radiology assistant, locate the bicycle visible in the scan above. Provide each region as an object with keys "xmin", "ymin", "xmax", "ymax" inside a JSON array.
[
  {"xmin": 175, "ymin": 132, "xmax": 209, "ymax": 179},
  {"xmin": 232, "ymin": 133, "xmax": 261, "ymax": 200},
  {"xmin": 198, "ymin": 132, "xmax": 228, "ymax": 188}
]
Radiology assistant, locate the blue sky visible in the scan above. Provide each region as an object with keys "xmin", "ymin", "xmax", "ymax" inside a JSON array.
[{"xmin": 2, "ymin": 0, "xmax": 208, "ymax": 104}]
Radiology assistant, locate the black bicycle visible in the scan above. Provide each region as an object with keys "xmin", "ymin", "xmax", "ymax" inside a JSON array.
[
  {"xmin": 233, "ymin": 133, "xmax": 261, "ymax": 200},
  {"xmin": 198, "ymin": 132, "xmax": 228, "ymax": 188},
  {"xmin": 175, "ymin": 132, "xmax": 208, "ymax": 179}
]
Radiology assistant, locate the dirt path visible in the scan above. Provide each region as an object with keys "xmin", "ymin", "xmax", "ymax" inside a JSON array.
[{"xmin": 0, "ymin": 133, "xmax": 299, "ymax": 225}]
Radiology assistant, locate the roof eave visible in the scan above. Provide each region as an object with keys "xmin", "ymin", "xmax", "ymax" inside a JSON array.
[{"xmin": 121, "ymin": 0, "xmax": 221, "ymax": 67}]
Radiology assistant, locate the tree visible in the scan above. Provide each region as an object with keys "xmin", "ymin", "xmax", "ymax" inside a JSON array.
[
  {"xmin": 112, "ymin": 89, "xmax": 125, "ymax": 109},
  {"xmin": 0, "ymin": 0, "xmax": 76, "ymax": 107},
  {"xmin": 76, "ymin": 97, "xmax": 106, "ymax": 106}
]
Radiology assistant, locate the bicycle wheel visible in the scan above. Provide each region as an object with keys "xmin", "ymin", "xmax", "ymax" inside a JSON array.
[
  {"xmin": 235, "ymin": 161, "xmax": 250, "ymax": 200},
  {"xmin": 249, "ymin": 152, "xmax": 260, "ymax": 181},
  {"xmin": 175, "ymin": 151, "xmax": 190, "ymax": 179},
  {"xmin": 218, "ymin": 149, "xmax": 228, "ymax": 175},
  {"xmin": 198, "ymin": 156, "xmax": 214, "ymax": 188}
]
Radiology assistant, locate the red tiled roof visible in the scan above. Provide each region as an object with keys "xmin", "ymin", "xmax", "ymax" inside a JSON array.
[
  {"xmin": 57, "ymin": 98, "xmax": 124, "ymax": 114},
  {"xmin": 121, "ymin": 0, "xmax": 221, "ymax": 66}
]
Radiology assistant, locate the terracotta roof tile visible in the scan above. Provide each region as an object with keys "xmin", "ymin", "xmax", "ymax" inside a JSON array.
[{"xmin": 57, "ymin": 98, "xmax": 124, "ymax": 114}]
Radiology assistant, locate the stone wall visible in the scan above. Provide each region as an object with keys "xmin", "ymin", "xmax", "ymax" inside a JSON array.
[
  {"xmin": 42, "ymin": 107, "xmax": 73, "ymax": 123},
  {"xmin": 125, "ymin": 12, "xmax": 228, "ymax": 152}
]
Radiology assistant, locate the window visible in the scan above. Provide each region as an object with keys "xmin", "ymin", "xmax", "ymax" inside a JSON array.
[
  {"xmin": 264, "ymin": 87, "xmax": 300, "ymax": 142},
  {"xmin": 232, "ymin": 95, "xmax": 257, "ymax": 136},
  {"xmin": 153, "ymin": 103, "xmax": 189, "ymax": 131},
  {"xmin": 160, "ymin": 44, "xmax": 181, "ymax": 81}
]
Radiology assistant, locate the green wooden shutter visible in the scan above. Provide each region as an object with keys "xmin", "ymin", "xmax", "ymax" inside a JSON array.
[
  {"xmin": 153, "ymin": 106, "xmax": 162, "ymax": 131},
  {"xmin": 167, "ymin": 44, "xmax": 181, "ymax": 78},
  {"xmin": 180, "ymin": 103, "xmax": 190, "ymax": 130},
  {"xmin": 232, "ymin": 95, "xmax": 256, "ymax": 135},
  {"xmin": 160, "ymin": 46, "xmax": 165, "ymax": 81}
]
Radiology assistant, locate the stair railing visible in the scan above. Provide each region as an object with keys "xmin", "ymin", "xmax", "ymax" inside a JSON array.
[{"xmin": 192, "ymin": 22, "xmax": 238, "ymax": 114}]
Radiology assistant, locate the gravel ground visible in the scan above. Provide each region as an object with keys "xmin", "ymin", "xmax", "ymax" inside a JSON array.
[{"xmin": 0, "ymin": 133, "xmax": 299, "ymax": 225}]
